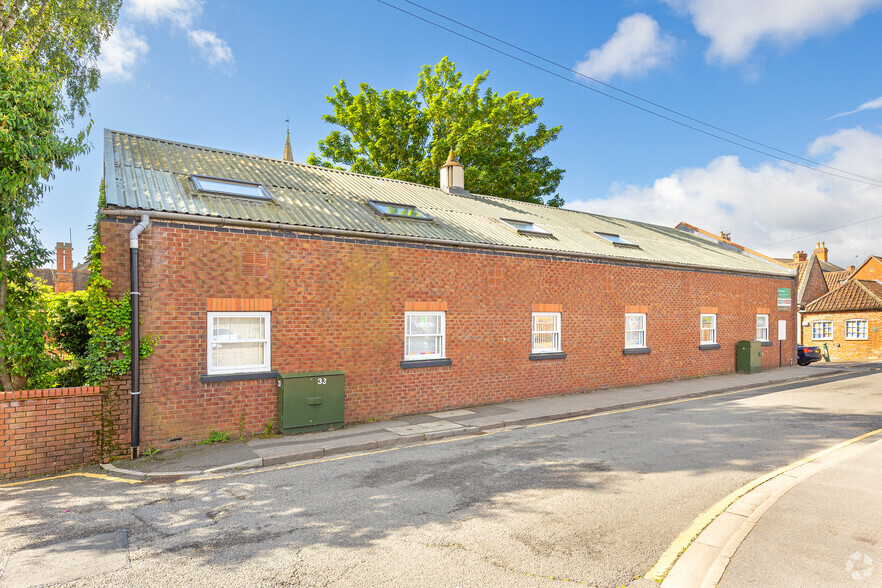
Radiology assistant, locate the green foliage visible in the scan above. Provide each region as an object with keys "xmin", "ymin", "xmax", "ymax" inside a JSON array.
[
  {"xmin": 0, "ymin": 0, "xmax": 121, "ymax": 122},
  {"xmin": 50, "ymin": 290, "xmax": 90, "ymax": 357},
  {"xmin": 80, "ymin": 181, "xmax": 158, "ymax": 386},
  {"xmin": 263, "ymin": 418, "xmax": 275, "ymax": 436},
  {"xmin": 142, "ymin": 445, "xmax": 159, "ymax": 457},
  {"xmin": 0, "ymin": 278, "xmax": 60, "ymax": 390},
  {"xmin": 198, "ymin": 430, "xmax": 230, "ymax": 445},
  {"xmin": 308, "ymin": 57, "xmax": 565, "ymax": 206},
  {"xmin": 0, "ymin": 52, "xmax": 90, "ymax": 390}
]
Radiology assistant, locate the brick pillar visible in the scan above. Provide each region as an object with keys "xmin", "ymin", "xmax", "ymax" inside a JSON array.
[{"xmin": 55, "ymin": 242, "xmax": 73, "ymax": 293}]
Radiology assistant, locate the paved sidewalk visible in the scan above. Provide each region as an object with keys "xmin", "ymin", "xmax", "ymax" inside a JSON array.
[
  {"xmin": 720, "ymin": 437, "xmax": 882, "ymax": 587},
  {"xmin": 103, "ymin": 363, "xmax": 856, "ymax": 479},
  {"xmin": 657, "ymin": 435, "xmax": 882, "ymax": 588}
]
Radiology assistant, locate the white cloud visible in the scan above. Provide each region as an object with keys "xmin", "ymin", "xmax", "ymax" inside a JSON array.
[
  {"xmin": 127, "ymin": 0, "xmax": 203, "ymax": 29},
  {"xmin": 566, "ymin": 127, "xmax": 882, "ymax": 266},
  {"xmin": 187, "ymin": 29, "xmax": 233, "ymax": 65},
  {"xmin": 97, "ymin": 26, "xmax": 149, "ymax": 82},
  {"xmin": 575, "ymin": 14, "xmax": 676, "ymax": 82},
  {"xmin": 830, "ymin": 96, "xmax": 882, "ymax": 119},
  {"xmin": 124, "ymin": 0, "xmax": 233, "ymax": 68},
  {"xmin": 664, "ymin": 0, "xmax": 882, "ymax": 63}
]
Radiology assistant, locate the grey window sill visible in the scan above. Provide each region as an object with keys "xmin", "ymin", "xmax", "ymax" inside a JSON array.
[
  {"xmin": 760, "ymin": 341, "xmax": 773, "ymax": 347},
  {"xmin": 699, "ymin": 343, "xmax": 721, "ymax": 350},
  {"xmin": 400, "ymin": 358, "xmax": 452, "ymax": 369},
  {"xmin": 200, "ymin": 370, "xmax": 279, "ymax": 384},
  {"xmin": 529, "ymin": 352, "xmax": 567, "ymax": 361},
  {"xmin": 623, "ymin": 347, "xmax": 651, "ymax": 355}
]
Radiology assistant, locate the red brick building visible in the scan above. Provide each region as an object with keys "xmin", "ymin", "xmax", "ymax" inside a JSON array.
[
  {"xmin": 100, "ymin": 130, "xmax": 797, "ymax": 452},
  {"xmin": 802, "ymin": 279, "xmax": 882, "ymax": 362}
]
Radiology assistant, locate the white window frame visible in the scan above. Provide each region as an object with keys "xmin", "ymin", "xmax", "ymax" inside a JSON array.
[
  {"xmin": 531, "ymin": 312, "xmax": 561, "ymax": 353},
  {"xmin": 700, "ymin": 313, "xmax": 717, "ymax": 345},
  {"xmin": 812, "ymin": 321, "xmax": 833, "ymax": 340},
  {"xmin": 207, "ymin": 311, "xmax": 271, "ymax": 375},
  {"xmin": 624, "ymin": 313, "xmax": 647, "ymax": 349},
  {"xmin": 845, "ymin": 319, "xmax": 869, "ymax": 340},
  {"xmin": 404, "ymin": 311, "xmax": 446, "ymax": 360},
  {"xmin": 756, "ymin": 314, "xmax": 770, "ymax": 342}
]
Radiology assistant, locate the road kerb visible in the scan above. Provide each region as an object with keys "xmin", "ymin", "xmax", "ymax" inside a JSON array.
[{"xmin": 646, "ymin": 430, "xmax": 882, "ymax": 586}]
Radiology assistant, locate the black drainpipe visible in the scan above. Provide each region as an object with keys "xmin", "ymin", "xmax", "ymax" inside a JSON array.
[{"xmin": 129, "ymin": 215, "xmax": 150, "ymax": 459}]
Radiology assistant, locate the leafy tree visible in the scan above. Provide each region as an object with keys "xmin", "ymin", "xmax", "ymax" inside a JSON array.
[
  {"xmin": 0, "ymin": 277, "xmax": 60, "ymax": 390},
  {"xmin": 308, "ymin": 57, "xmax": 565, "ymax": 206},
  {"xmin": 0, "ymin": 0, "xmax": 121, "ymax": 121},
  {"xmin": 0, "ymin": 0, "xmax": 120, "ymax": 390},
  {"xmin": 0, "ymin": 53, "xmax": 88, "ymax": 389}
]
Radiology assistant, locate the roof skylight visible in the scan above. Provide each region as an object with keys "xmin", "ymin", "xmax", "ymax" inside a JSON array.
[
  {"xmin": 501, "ymin": 218, "xmax": 551, "ymax": 235},
  {"xmin": 192, "ymin": 176, "xmax": 273, "ymax": 201},
  {"xmin": 368, "ymin": 200, "xmax": 432, "ymax": 220},
  {"xmin": 595, "ymin": 232, "xmax": 639, "ymax": 248}
]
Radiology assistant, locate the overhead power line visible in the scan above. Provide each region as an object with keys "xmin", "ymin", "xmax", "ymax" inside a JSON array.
[
  {"xmin": 376, "ymin": 0, "xmax": 882, "ymax": 190},
  {"xmin": 757, "ymin": 214, "xmax": 882, "ymax": 248}
]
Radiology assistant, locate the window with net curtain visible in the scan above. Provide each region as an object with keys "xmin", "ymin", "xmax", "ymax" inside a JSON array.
[
  {"xmin": 625, "ymin": 313, "xmax": 646, "ymax": 348},
  {"xmin": 532, "ymin": 312, "xmax": 561, "ymax": 353},
  {"xmin": 700, "ymin": 314, "xmax": 716, "ymax": 344},
  {"xmin": 756, "ymin": 314, "xmax": 769, "ymax": 341},
  {"xmin": 207, "ymin": 312, "xmax": 270, "ymax": 374},
  {"xmin": 404, "ymin": 312, "xmax": 445, "ymax": 360}
]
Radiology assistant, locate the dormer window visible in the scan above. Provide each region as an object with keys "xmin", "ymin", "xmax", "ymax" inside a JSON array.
[
  {"xmin": 192, "ymin": 176, "xmax": 273, "ymax": 201},
  {"xmin": 368, "ymin": 200, "xmax": 432, "ymax": 220},
  {"xmin": 501, "ymin": 218, "xmax": 551, "ymax": 236},
  {"xmin": 595, "ymin": 232, "xmax": 639, "ymax": 248}
]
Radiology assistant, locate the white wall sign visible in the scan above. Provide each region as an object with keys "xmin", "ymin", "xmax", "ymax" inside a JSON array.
[{"xmin": 778, "ymin": 320, "xmax": 787, "ymax": 341}]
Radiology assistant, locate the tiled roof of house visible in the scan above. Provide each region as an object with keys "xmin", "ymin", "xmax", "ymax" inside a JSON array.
[
  {"xmin": 824, "ymin": 270, "xmax": 851, "ymax": 291},
  {"xmin": 805, "ymin": 280, "xmax": 882, "ymax": 312},
  {"xmin": 103, "ymin": 129, "xmax": 794, "ymax": 277}
]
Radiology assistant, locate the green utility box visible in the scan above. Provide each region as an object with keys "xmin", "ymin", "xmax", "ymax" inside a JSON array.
[
  {"xmin": 735, "ymin": 340, "xmax": 762, "ymax": 374},
  {"xmin": 278, "ymin": 371, "xmax": 345, "ymax": 433}
]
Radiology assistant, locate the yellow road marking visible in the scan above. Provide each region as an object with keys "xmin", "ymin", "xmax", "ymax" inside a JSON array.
[
  {"xmin": 643, "ymin": 426, "xmax": 882, "ymax": 583},
  {"xmin": 0, "ymin": 471, "xmax": 142, "ymax": 489},
  {"xmin": 183, "ymin": 368, "xmax": 868, "ymax": 484},
  {"xmin": 3, "ymin": 367, "xmax": 872, "ymax": 489}
]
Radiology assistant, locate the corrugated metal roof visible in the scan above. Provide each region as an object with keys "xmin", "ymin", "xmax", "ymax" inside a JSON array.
[{"xmin": 103, "ymin": 129, "xmax": 794, "ymax": 277}]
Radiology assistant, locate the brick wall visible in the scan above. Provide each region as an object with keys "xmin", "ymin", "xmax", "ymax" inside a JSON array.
[
  {"xmin": 0, "ymin": 387, "xmax": 102, "ymax": 480},
  {"xmin": 100, "ymin": 217, "xmax": 797, "ymax": 449},
  {"xmin": 802, "ymin": 311, "xmax": 882, "ymax": 361},
  {"xmin": 800, "ymin": 258, "xmax": 829, "ymax": 306}
]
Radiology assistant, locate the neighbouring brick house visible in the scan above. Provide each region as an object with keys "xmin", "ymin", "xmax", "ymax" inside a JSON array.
[
  {"xmin": 802, "ymin": 279, "xmax": 882, "ymax": 361},
  {"xmin": 99, "ymin": 130, "xmax": 797, "ymax": 453},
  {"xmin": 31, "ymin": 242, "xmax": 90, "ymax": 292}
]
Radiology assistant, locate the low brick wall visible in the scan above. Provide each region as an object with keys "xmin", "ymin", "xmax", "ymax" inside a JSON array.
[{"xmin": 0, "ymin": 386, "xmax": 102, "ymax": 481}]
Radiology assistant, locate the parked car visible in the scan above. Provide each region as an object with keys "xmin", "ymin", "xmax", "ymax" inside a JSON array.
[{"xmin": 797, "ymin": 345, "xmax": 822, "ymax": 366}]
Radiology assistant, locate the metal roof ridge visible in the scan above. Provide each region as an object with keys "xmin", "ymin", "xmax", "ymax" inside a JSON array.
[
  {"xmin": 106, "ymin": 129, "xmax": 688, "ymax": 235},
  {"xmin": 106, "ymin": 128, "xmax": 452, "ymax": 191}
]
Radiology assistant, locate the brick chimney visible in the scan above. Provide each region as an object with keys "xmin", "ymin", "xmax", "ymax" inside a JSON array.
[
  {"xmin": 719, "ymin": 231, "xmax": 731, "ymax": 241},
  {"xmin": 793, "ymin": 251, "xmax": 807, "ymax": 263},
  {"xmin": 847, "ymin": 265, "xmax": 855, "ymax": 272},
  {"xmin": 55, "ymin": 242, "xmax": 73, "ymax": 293},
  {"xmin": 439, "ymin": 149, "xmax": 464, "ymax": 193},
  {"xmin": 813, "ymin": 241, "xmax": 828, "ymax": 262}
]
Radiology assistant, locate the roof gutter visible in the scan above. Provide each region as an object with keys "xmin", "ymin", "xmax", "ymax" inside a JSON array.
[{"xmin": 99, "ymin": 208, "xmax": 796, "ymax": 280}]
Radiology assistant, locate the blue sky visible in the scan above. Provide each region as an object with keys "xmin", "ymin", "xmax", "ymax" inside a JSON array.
[{"xmin": 38, "ymin": 0, "xmax": 882, "ymax": 269}]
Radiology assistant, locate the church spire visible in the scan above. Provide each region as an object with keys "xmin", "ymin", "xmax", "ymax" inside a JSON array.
[{"xmin": 282, "ymin": 118, "xmax": 293, "ymax": 162}]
